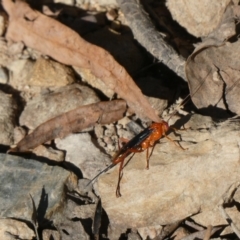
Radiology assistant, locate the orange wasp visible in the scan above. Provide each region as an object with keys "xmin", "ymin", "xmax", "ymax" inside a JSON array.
[
  {"xmin": 87, "ymin": 120, "xmax": 181, "ymax": 197},
  {"xmin": 87, "ymin": 71, "xmax": 209, "ymax": 197}
]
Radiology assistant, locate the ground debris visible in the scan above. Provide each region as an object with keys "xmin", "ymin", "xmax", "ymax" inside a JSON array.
[
  {"xmin": 11, "ymin": 100, "xmax": 126, "ymax": 152},
  {"xmin": 2, "ymin": 0, "xmax": 161, "ymax": 122}
]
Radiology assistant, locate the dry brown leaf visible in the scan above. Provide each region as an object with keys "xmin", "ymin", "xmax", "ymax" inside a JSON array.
[
  {"xmin": 186, "ymin": 41, "xmax": 240, "ymax": 115},
  {"xmin": 10, "ymin": 100, "xmax": 126, "ymax": 152},
  {"xmin": 2, "ymin": 0, "xmax": 161, "ymax": 122}
]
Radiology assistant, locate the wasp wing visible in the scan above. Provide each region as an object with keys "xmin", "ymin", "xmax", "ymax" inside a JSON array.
[{"xmin": 117, "ymin": 126, "xmax": 154, "ymax": 156}]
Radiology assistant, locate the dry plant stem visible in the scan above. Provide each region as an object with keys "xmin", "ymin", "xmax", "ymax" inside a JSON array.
[
  {"xmin": 142, "ymin": 2, "xmax": 181, "ymax": 40},
  {"xmin": 185, "ymin": 220, "xmax": 204, "ymax": 231},
  {"xmin": 117, "ymin": 0, "xmax": 186, "ymax": 81},
  {"xmin": 219, "ymin": 205, "xmax": 240, "ymax": 238},
  {"xmin": 2, "ymin": 0, "xmax": 161, "ymax": 122},
  {"xmin": 203, "ymin": 225, "xmax": 213, "ymax": 240}
]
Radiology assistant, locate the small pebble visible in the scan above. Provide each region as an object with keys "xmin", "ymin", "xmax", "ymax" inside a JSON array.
[{"xmin": 106, "ymin": 9, "xmax": 118, "ymax": 21}]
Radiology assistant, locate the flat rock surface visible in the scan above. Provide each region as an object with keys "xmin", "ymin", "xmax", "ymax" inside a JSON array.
[
  {"xmin": 0, "ymin": 153, "xmax": 72, "ymax": 221},
  {"xmin": 20, "ymin": 84, "xmax": 100, "ymax": 129},
  {"xmin": 56, "ymin": 133, "xmax": 111, "ymax": 179},
  {"xmin": 97, "ymin": 114, "xmax": 240, "ymax": 228}
]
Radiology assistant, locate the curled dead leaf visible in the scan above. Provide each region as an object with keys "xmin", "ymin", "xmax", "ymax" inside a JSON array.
[
  {"xmin": 10, "ymin": 100, "xmax": 126, "ymax": 152},
  {"xmin": 186, "ymin": 40, "xmax": 240, "ymax": 115}
]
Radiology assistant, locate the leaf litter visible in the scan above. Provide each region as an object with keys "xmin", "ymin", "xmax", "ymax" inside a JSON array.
[
  {"xmin": 186, "ymin": 41, "xmax": 240, "ymax": 115},
  {"xmin": 2, "ymin": 0, "xmax": 240, "ymax": 239},
  {"xmin": 10, "ymin": 100, "xmax": 126, "ymax": 152},
  {"xmin": 2, "ymin": 0, "xmax": 161, "ymax": 123}
]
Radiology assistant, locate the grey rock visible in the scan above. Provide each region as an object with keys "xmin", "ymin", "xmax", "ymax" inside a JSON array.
[
  {"xmin": 0, "ymin": 153, "xmax": 73, "ymax": 221},
  {"xmin": 63, "ymin": 199, "xmax": 95, "ymax": 237},
  {"xmin": 53, "ymin": 197, "xmax": 96, "ymax": 240},
  {"xmin": 56, "ymin": 133, "xmax": 111, "ymax": 180},
  {"xmin": 57, "ymin": 220, "xmax": 90, "ymax": 240}
]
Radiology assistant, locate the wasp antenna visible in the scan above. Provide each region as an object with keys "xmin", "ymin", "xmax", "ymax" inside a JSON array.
[
  {"xmin": 166, "ymin": 94, "xmax": 191, "ymax": 122},
  {"xmin": 191, "ymin": 69, "xmax": 212, "ymax": 96},
  {"xmin": 167, "ymin": 69, "xmax": 212, "ymax": 123},
  {"xmin": 86, "ymin": 163, "xmax": 116, "ymax": 187}
]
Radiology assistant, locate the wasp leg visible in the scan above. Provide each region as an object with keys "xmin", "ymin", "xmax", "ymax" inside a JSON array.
[
  {"xmin": 116, "ymin": 159, "xmax": 125, "ymax": 197},
  {"xmin": 129, "ymin": 147, "xmax": 152, "ymax": 168},
  {"xmin": 146, "ymin": 143, "xmax": 157, "ymax": 169},
  {"xmin": 165, "ymin": 135, "xmax": 187, "ymax": 150}
]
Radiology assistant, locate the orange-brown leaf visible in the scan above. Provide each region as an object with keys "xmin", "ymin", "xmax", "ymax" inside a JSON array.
[
  {"xmin": 2, "ymin": 0, "xmax": 162, "ymax": 122},
  {"xmin": 11, "ymin": 100, "xmax": 126, "ymax": 152}
]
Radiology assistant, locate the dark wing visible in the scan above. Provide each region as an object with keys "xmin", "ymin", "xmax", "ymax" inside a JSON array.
[{"xmin": 117, "ymin": 126, "xmax": 154, "ymax": 156}]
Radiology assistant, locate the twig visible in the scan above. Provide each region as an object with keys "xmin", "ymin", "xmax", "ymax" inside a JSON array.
[
  {"xmin": 185, "ymin": 219, "xmax": 204, "ymax": 231},
  {"xmin": 117, "ymin": 0, "xmax": 186, "ymax": 81},
  {"xmin": 203, "ymin": 225, "xmax": 213, "ymax": 240}
]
